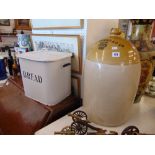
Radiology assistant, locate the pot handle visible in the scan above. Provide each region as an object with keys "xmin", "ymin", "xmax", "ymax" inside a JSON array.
[{"xmin": 63, "ymin": 63, "xmax": 71, "ymax": 68}]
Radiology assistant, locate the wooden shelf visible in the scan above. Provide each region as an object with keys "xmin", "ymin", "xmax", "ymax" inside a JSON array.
[{"xmin": 0, "ymin": 33, "xmax": 17, "ymax": 37}]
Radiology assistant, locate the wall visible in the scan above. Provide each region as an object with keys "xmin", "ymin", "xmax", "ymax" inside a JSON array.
[
  {"xmin": 86, "ymin": 19, "xmax": 119, "ymax": 50},
  {"xmin": 32, "ymin": 20, "xmax": 87, "ymax": 99},
  {"xmin": 32, "ymin": 19, "xmax": 119, "ymax": 99},
  {"xmin": 81, "ymin": 19, "xmax": 119, "ymax": 97}
]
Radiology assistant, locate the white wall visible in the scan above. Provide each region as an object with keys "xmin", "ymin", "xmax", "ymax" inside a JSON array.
[
  {"xmin": 86, "ymin": 19, "xmax": 119, "ymax": 50},
  {"xmin": 32, "ymin": 19, "xmax": 119, "ymax": 99},
  {"xmin": 80, "ymin": 19, "xmax": 119, "ymax": 98},
  {"xmin": 32, "ymin": 20, "xmax": 88, "ymax": 99}
]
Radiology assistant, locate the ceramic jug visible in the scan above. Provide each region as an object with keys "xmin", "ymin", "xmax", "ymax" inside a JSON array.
[
  {"xmin": 83, "ymin": 28, "xmax": 141, "ymax": 126},
  {"xmin": 17, "ymin": 34, "xmax": 32, "ymax": 51}
]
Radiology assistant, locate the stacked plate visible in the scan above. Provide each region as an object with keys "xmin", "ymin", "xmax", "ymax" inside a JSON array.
[
  {"xmin": 0, "ymin": 79, "xmax": 7, "ymax": 87},
  {"xmin": 145, "ymin": 76, "xmax": 155, "ymax": 97}
]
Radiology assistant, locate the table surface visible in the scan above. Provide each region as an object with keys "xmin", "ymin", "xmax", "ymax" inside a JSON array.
[{"xmin": 35, "ymin": 95, "xmax": 155, "ymax": 135}]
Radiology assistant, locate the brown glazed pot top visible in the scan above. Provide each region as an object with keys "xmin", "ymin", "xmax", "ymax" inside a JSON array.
[{"xmin": 87, "ymin": 28, "xmax": 140, "ymax": 65}]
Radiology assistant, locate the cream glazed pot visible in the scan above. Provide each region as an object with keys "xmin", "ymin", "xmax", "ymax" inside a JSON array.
[{"xmin": 83, "ymin": 28, "xmax": 141, "ymax": 126}]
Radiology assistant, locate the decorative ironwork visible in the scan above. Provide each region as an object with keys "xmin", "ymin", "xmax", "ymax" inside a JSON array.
[
  {"xmin": 71, "ymin": 122, "xmax": 87, "ymax": 135},
  {"xmin": 54, "ymin": 126, "xmax": 75, "ymax": 135},
  {"xmin": 121, "ymin": 126, "xmax": 140, "ymax": 135},
  {"xmin": 54, "ymin": 110, "xmax": 151, "ymax": 135},
  {"xmin": 55, "ymin": 110, "xmax": 118, "ymax": 135},
  {"xmin": 72, "ymin": 110, "xmax": 87, "ymax": 121}
]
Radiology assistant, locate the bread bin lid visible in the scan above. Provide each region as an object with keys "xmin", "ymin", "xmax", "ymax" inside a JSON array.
[
  {"xmin": 87, "ymin": 28, "xmax": 140, "ymax": 65},
  {"xmin": 17, "ymin": 51, "xmax": 72, "ymax": 62}
]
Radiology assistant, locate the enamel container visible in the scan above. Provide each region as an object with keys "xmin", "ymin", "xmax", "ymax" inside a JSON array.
[{"xmin": 18, "ymin": 51, "xmax": 72, "ymax": 106}]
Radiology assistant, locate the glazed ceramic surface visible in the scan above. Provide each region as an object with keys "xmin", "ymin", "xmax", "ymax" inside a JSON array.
[
  {"xmin": 87, "ymin": 36, "xmax": 140, "ymax": 65},
  {"xmin": 17, "ymin": 34, "xmax": 32, "ymax": 51},
  {"xmin": 83, "ymin": 28, "xmax": 141, "ymax": 126},
  {"xmin": 84, "ymin": 60, "xmax": 141, "ymax": 126}
]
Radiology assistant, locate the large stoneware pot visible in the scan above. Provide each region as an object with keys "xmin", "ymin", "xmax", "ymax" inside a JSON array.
[{"xmin": 83, "ymin": 28, "xmax": 141, "ymax": 126}]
